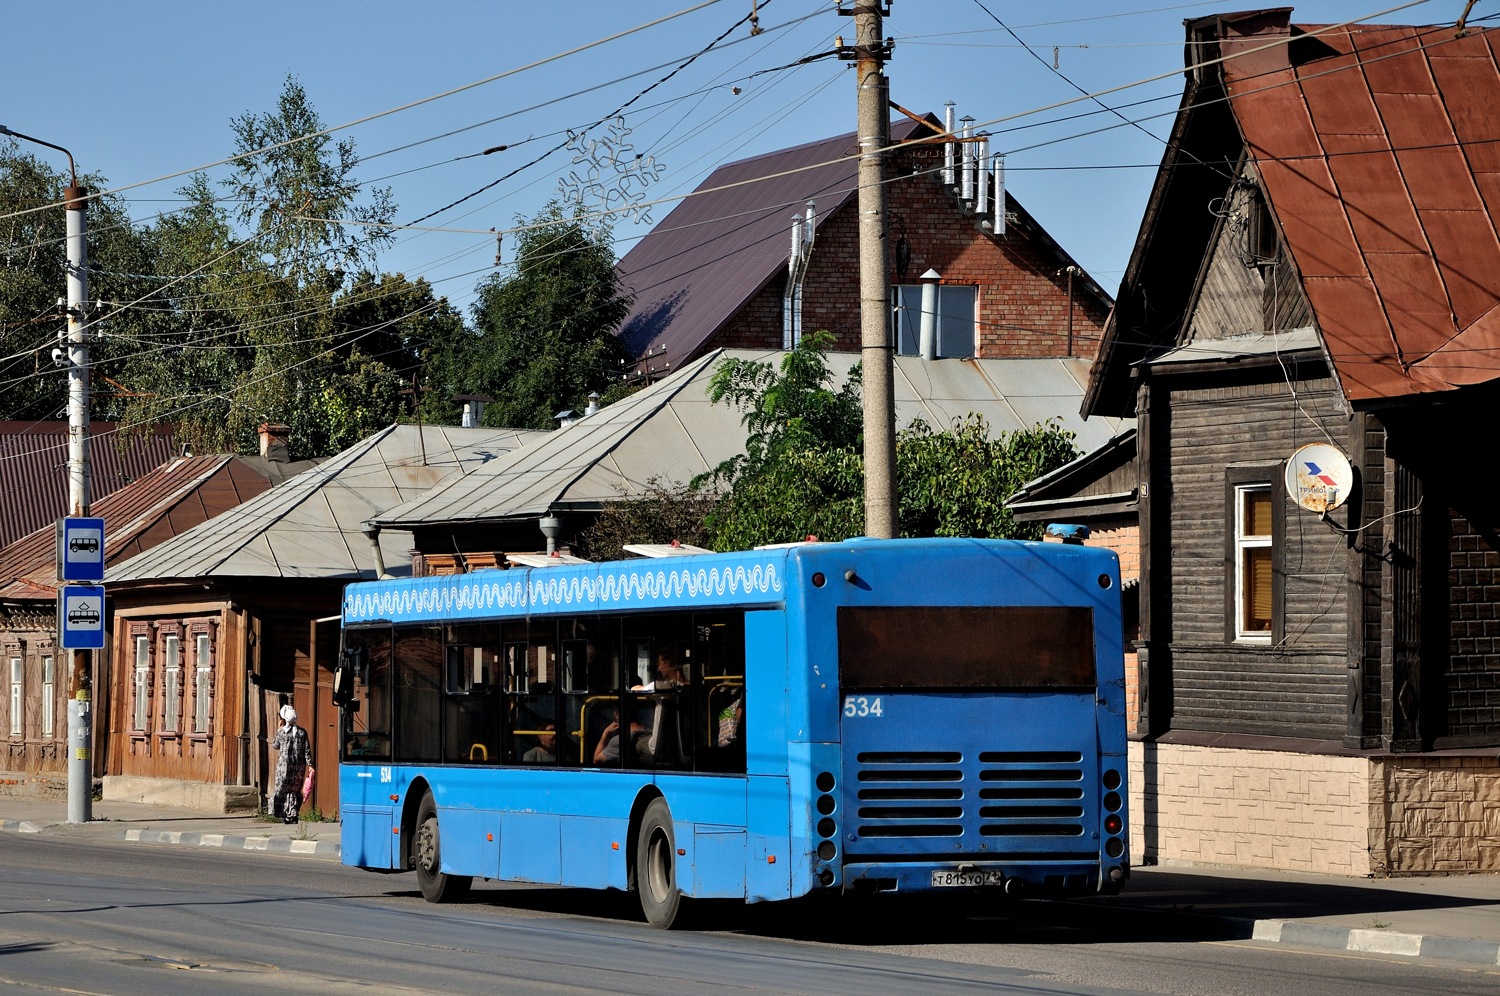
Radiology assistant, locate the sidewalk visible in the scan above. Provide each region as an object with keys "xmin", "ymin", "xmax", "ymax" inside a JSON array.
[{"xmin": 4, "ymin": 797, "xmax": 1499, "ymax": 965}]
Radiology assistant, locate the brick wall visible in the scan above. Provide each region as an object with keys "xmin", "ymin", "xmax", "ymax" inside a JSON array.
[
  {"xmin": 709, "ymin": 155, "xmax": 1109, "ymax": 359},
  {"xmin": 1446, "ymin": 513, "xmax": 1500, "ymax": 738},
  {"xmin": 1129, "ymin": 741, "xmax": 1374, "ymax": 875},
  {"xmin": 1129, "ymin": 742, "xmax": 1500, "ymax": 876}
]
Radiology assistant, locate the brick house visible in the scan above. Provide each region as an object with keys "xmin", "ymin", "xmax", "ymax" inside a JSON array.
[
  {"xmin": 616, "ymin": 113, "xmax": 1111, "ymax": 371},
  {"xmin": 1083, "ymin": 10, "xmax": 1500, "ymax": 875}
]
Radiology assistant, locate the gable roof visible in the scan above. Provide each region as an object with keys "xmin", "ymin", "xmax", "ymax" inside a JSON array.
[
  {"xmin": 0, "ymin": 454, "xmax": 290, "ymax": 601},
  {"xmin": 1086, "ymin": 10, "xmax": 1500, "ymax": 414},
  {"xmin": 614, "ymin": 118, "xmax": 931, "ymax": 363},
  {"xmin": 0, "ymin": 422, "xmax": 177, "ymax": 547},
  {"xmin": 374, "ymin": 348, "xmax": 1130, "ymax": 530},
  {"xmin": 107, "ymin": 424, "xmax": 537, "ymax": 583}
]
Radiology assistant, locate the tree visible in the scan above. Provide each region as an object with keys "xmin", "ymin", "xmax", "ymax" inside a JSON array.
[
  {"xmin": 428, "ymin": 202, "xmax": 629, "ymax": 430},
  {"xmin": 1, "ymin": 145, "xmax": 160, "ymax": 423},
  {"xmin": 577, "ymin": 477, "xmax": 718, "ymax": 561},
  {"xmin": 699, "ymin": 333, "xmax": 1082, "ymax": 549},
  {"xmin": 224, "ymin": 75, "xmax": 394, "ymax": 286}
]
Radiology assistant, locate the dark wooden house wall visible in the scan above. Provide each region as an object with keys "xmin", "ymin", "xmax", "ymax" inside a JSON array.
[{"xmin": 1155, "ymin": 366, "xmax": 1351, "ymax": 738}]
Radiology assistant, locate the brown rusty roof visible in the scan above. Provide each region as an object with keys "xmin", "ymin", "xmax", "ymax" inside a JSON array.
[
  {"xmin": 0, "ymin": 422, "xmax": 177, "ymax": 548},
  {"xmin": 0, "ymin": 454, "xmax": 285, "ymax": 600},
  {"xmin": 1220, "ymin": 13, "xmax": 1500, "ymax": 402},
  {"xmin": 615, "ymin": 118, "xmax": 931, "ymax": 363}
]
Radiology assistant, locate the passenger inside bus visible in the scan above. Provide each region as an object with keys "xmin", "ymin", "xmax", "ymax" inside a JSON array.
[
  {"xmin": 523, "ymin": 724, "xmax": 557, "ymax": 763},
  {"xmin": 633, "ymin": 649, "xmax": 687, "ymax": 691},
  {"xmin": 593, "ymin": 704, "xmax": 652, "ymax": 765}
]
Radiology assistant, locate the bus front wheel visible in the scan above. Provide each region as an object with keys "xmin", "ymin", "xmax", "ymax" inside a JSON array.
[
  {"xmin": 635, "ymin": 798, "xmax": 681, "ymax": 929},
  {"xmin": 414, "ymin": 791, "xmax": 471, "ymax": 903}
]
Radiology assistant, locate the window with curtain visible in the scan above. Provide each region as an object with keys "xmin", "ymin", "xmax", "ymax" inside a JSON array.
[{"xmin": 1234, "ymin": 484, "xmax": 1274, "ymax": 642}]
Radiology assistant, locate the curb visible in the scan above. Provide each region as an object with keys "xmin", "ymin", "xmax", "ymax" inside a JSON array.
[
  {"xmin": 1252, "ymin": 918, "xmax": 1500, "ymax": 967},
  {"xmin": 121, "ymin": 827, "xmax": 341, "ymax": 859}
]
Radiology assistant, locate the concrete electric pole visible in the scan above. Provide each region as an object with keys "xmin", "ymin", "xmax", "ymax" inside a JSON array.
[
  {"xmin": 2, "ymin": 125, "xmax": 93, "ymax": 823},
  {"xmin": 843, "ymin": 3, "xmax": 897, "ymax": 538}
]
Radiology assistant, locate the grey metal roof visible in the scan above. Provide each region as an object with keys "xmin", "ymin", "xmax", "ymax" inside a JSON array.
[
  {"xmin": 374, "ymin": 349, "xmax": 1131, "ymax": 529},
  {"xmin": 615, "ymin": 119, "xmax": 931, "ymax": 362},
  {"xmin": 107, "ymin": 424, "xmax": 537, "ymax": 583},
  {"xmin": 1148, "ymin": 326, "xmax": 1321, "ymax": 366}
]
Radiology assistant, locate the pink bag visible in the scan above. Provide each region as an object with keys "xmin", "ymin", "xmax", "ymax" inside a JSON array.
[{"xmin": 301, "ymin": 765, "xmax": 315, "ymax": 799}]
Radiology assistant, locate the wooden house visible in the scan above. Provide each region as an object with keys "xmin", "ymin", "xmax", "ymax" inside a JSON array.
[
  {"xmin": 1083, "ymin": 9, "xmax": 1500, "ymax": 874},
  {"xmin": 0, "ymin": 448, "xmax": 309, "ymax": 797},
  {"xmin": 99, "ymin": 424, "xmax": 535, "ymax": 814}
]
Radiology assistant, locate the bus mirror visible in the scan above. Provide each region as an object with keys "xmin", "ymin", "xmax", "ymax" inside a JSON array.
[{"xmin": 332, "ymin": 665, "xmax": 353, "ymax": 706}]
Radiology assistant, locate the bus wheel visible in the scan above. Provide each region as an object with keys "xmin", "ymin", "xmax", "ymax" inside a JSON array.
[
  {"xmin": 635, "ymin": 798, "xmax": 681, "ymax": 929},
  {"xmin": 414, "ymin": 791, "xmax": 471, "ymax": 903}
]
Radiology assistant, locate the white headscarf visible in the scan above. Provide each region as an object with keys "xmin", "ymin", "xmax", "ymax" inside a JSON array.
[{"xmin": 280, "ymin": 704, "xmax": 297, "ymax": 723}]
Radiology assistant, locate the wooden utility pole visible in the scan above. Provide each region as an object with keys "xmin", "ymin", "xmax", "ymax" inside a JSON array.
[{"xmin": 844, "ymin": 2, "xmax": 896, "ymax": 538}]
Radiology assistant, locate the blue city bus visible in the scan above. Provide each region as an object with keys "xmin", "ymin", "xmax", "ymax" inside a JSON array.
[{"xmin": 335, "ymin": 537, "xmax": 1128, "ymax": 928}]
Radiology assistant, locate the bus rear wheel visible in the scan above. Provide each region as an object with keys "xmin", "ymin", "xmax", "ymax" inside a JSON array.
[
  {"xmin": 414, "ymin": 791, "xmax": 471, "ymax": 903},
  {"xmin": 635, "ymin": 798, "xmax": 681, "ymax": 929}
]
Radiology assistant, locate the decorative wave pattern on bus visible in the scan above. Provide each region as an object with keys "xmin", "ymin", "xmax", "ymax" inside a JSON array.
[{"xmin": 344, "ymin": 561, "xmax": 786, "ymax": 624}]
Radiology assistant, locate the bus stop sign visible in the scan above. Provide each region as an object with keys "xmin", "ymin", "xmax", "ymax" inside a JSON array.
[
  {"xmin": 58, "ymin": 585, "xmax": 106, "ymax": 650},
  {"xmin": 57, "ymin": 517, "xmax": 105, "ymax": 583}
]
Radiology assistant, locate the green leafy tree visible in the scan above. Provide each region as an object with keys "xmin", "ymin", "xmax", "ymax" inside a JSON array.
[
  {"xmin": 224, "ymin": 75, "xmax": 394, "ymax": 286},
  {"xmin": 577, "ymin": 477, "xmax": 719, "ymax": 561},
  {"xmin": 699, "ymin": 333, "xmax": 1081, "ymax": 549},
  {"xmin": 429, "ymin": 202, "xmax": 629, "ymax": 430},
  {"xmin": 1, "ymin": 145, "xmax": 158, "ymax": 423}
]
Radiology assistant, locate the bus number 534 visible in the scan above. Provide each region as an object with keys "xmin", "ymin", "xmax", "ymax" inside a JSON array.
[{"xmin": 843, "ymin": 695, "xmax": 882, "ymax": 718}]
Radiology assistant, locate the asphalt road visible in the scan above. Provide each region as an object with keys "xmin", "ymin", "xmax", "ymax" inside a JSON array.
[{"xmin": 0, "ymin": 836, "xmax": 1496, "ymax": 996}]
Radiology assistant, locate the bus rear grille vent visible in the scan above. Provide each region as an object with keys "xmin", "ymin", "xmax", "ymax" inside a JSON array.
[
  {"xmin": 853, "ymin": 753, "xmax": 966, "ymax": 838},
  {"xmin": 977, "ymin": 753, "xmax": 1086, "ymax": 838}
]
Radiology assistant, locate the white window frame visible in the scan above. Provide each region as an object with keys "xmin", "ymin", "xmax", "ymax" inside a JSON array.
[
  {"xmin": 1234, "ymin": 484, "xmax": 1274, "ymax": 643},
  {"xmin": 8, "ymin": 656, "xmax": 21, "ymax": 737},
  {"xmin": 40, "ymin": 655, "xmax": 54, "ymax": 739},
  {"xmin": 193, "ymin": 632, "xmax": 213, "ymax": 735},
  {"xmin": 162, "ymin": 635, "xmax": 182, "ymax": 733},
  {"xmin": 132, "ymin": 635, "xmax": 152, "ymax": 731}
]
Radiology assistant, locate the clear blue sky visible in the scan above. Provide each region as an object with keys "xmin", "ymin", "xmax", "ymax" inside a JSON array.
[{"xmin": 1, "ymin": 1, "xmax": 1461, "ymax": 314}]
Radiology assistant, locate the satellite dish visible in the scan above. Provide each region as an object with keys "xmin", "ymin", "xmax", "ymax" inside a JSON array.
[{"xmin": 1285, "ymin": 442, "xmax": 1353, "ymax": 513}]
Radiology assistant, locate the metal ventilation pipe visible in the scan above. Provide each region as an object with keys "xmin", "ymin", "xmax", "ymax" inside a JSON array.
[
  {"xmin": 976, "ymin": 134, "xmax": 990, "ymax": 215},
  {"xmin": 993, "ymin": 155, "xmax": 1006, "ymax": 236},
  {"xmin": 919, "ymin": 269, "xmax": 941, "ymax": 361},
  {"xmin": 942, "ymin": 101, "xmax": 956, "ymax": 186},
  {"xmin": 959, "ymin": 116, "xmax": 975, "ymax": 203},
  {"xmin": 539, "ymin": 514, "xmax": 563, "ymax": 555}
]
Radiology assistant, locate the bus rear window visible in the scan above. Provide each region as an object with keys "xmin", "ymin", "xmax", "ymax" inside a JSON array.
[{"xmin": 838, "ymin": 605, "xmax": 1095, "ymax": 690}]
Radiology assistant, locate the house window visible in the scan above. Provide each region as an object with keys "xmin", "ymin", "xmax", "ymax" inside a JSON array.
[
  {"xmin": 40, "ymin": 655, "xmax": 54, "ymax": 739},
  {"xmin": 193, "ymin": 632, "xmax": 214, "ymax": 735},
  {"xmin": 132, "ymin": 635, "xmax": 152, "ymax": 730},
  {"xmin": 1226, "ymin": 475, "xmax": 1282, "ymax": 644},
  {"xmin": 162, "ymin": 635, "xmax": 181, "ymax": 733},
  {"xmin": 891, "ymin": 284, "xmax": 976, "ymax": 358},
  {"xmin": 8, "ymin": 656, "xmax": 21, "ymax": 737}
]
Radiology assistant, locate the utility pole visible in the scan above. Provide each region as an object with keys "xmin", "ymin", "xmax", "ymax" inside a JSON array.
[
  {"xmin": 2, "ymin": 125, "xmax": 92, "ymax": 823},
  {"xmin": 843, "ymin": 2, "xmax": 897, "ymax": 538}
]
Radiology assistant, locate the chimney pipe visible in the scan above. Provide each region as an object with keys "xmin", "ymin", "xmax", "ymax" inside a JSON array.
[
  {"xmin": 258, "ymin": 422, "xmax": 291, "ymax": 463},
  {"xmin": 919, "ymin": 269, "xmax": 941, "ymax": 361},
  {"xmin": 942, "ymin": 102, "xmax": 956, "ymax": 186}
]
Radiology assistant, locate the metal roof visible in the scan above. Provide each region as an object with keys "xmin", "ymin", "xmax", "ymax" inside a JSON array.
[
  {"xmin": 107, "ymin": 424, "xmax": 537, "ymax": 583},
  {"xmin": 1219, "ymin": 14, "xmax": 1500, "ymax": 401},
  {"xmin": 1148, "ymin": 326, "xmax": 1321, "ymax": 365},
  {"xmin": 374, "ymin": 349, "xmax": 1130, "ymax": 529},
  {"xmin": 0, "ymin": 454, "xmax": 287, "ymax": 600},
  {"xmin": 614, "ymin": 119, "xmax": 931, "ymax": 363},
  {"xmin": 0, "ymin": 422, "xmax": 177, "ymax": 548}
]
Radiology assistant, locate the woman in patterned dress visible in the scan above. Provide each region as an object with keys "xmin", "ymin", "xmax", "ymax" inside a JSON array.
[{"xmin": 271, "ymin": 704, "xmax": 311, "ymax": 824}]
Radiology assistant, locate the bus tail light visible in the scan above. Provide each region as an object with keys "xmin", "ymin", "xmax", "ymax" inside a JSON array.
[{"xmin": 1104, "ymin": 814, "xmax": 1122, "ymax": 836}]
